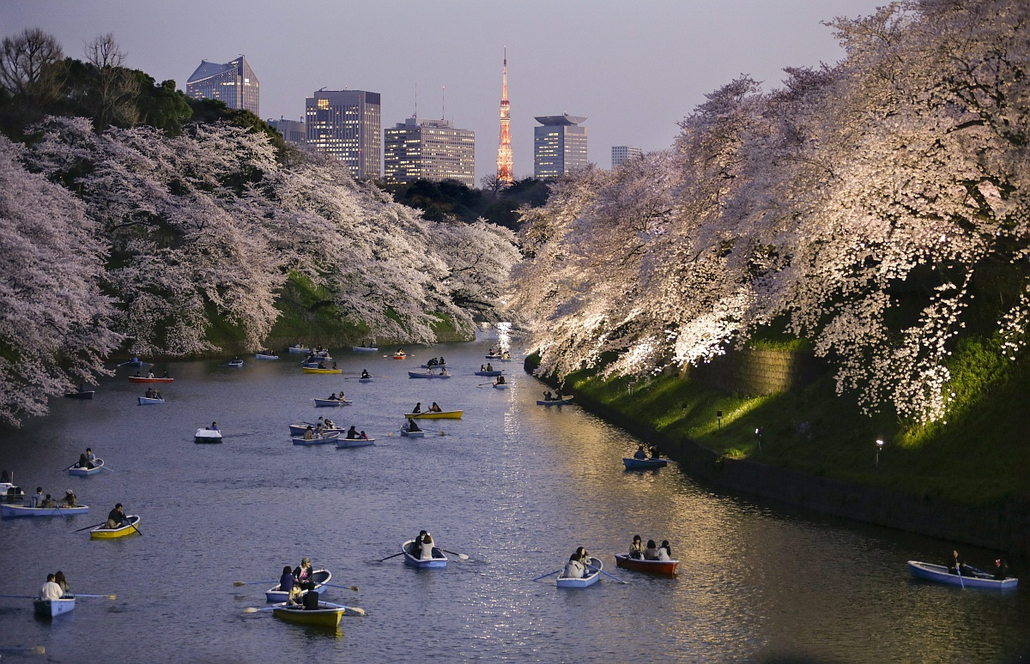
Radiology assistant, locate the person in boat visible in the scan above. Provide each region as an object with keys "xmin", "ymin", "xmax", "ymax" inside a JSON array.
[
  {"xmin": 554, "ymin": 388, "xmax": 564, "ymax": 401},
  {"xmin": 427, "ymin": 357, "xmax": 438, "ymax": 367},
  {"xmin": 106, "ymin": 503, "xmax": 127, "ymax": 529},
  {"xmin": 563, "ymin": 547, "xmax": 590, "ymax": 578},
  {"xmin": 405, "ymin": 419, "xmax": 422, "ymax": 433},
  {"xmin": 145, "ymin": 387, "xmax": 154, "ymax": 398},
  {"xmin": 279, "ymin": 565, "xmax": 297, "ymax": 602},
  {"xmin": 63, "ymin": 490, "xmax": 77, "ymax": 507},
  {"xmin": 359, "ymin": 430, "xmax": 368, "ymax": 440},
  {"xmin": 208, "ymin": 422, "xmax": 218, "ymax": 431},
  {"xmin": 77, "ymin": 453, "xmax": 91, "ymax": 469},
  {"xmin": 412, "ymin": 530, "xmax": 428, "ymax": 557},
  {"xmin": 658, "ymin": 541, "xmax": 673, "ymax": 561},
  {"xmin": 146, "ymin": 370, "xmax": 155, "ymax": 378},
  {"xmin": 421, "ymin": 533, "xmax": 438, "ymax": 560},
  {"xmin": 438, "ymin": 357, "xmax": 445, "ymax": 366},
  {"xmin": 495, "ymin": 375, "xmax": 506, "ymax": 385},
  {"xmin": 302, "ymin": 588, "xmax": 321, "ymax": 610},
  {"xmin": 133, "ymin": 370, "xmax": 141, "ymax": 377},
  {"xmin": 332, "ymin": 362, "xmax": 338, "ymax": 370},
  {"xmin": 439, "ymin": 367, "xmax": 449, "ymax": 376},
  {"xmin": 948, "ymin": 550, "xmax": 970, "ymax": 575},
  {"xmin": 304, "ymin": 426, "xmax": 315, "ymax": 440},
  {"xmin": 347, "ymin": 425, "xmax": 359, "ymax": 439},
  {"xmin": 324, "ymin": 419, "xmax": 335, "ymax": 430},
  {"xmin": 318, "ymin": 361, "xmax": 326, "ymax": 369},
  {"xmin": 644, "ymin": 540, "xmax": 659, "ymax": 560},
  {"xmin": 633, "ymin": 446, "xmax": 647, "ymax": 460},
  {"xmin": 412, "ymin": 402, "xmax": 422, "ymax": 414},
  {"xmin": 992, "ymin": 558, "xmax": 1010, "ymax": 580},
  {"xmin": 486, "ymin": 363, "xmax": 494, "ymax": 372},
  {"xmin": 31, "ymin": 487, "xmax": 43, "ymax": 507},
  {"xmin": 543, "ymin": 391, "xmax": 553, "ymax": 402},
  {"xmin": 162, "ymin": 370, "xmax": 169, "ymax": 378},
  {"xmin": 430, "ymin": 402, "xmax": 442, "ymax": 413},
  {"xmin": 77, "ymin": 383, "xmax": 88, "ymax": 393},
  {"xmin": 629, "ymin": 535, "xmax": 644, "ymax": 559},
  {"xmin": 294, "ymin": 558, "xmax": 315, "ymax": 590},
  {"xmin": 86, "ymin": 448, "xmax": 96, "ymax": 466},
  {"xmin": 55, "ymin": 570, "xmax": 69, "ymax": 594},
  {"xmin": 361, "ymin": 369, "xmax": 370, "ymax": 379},
  {"xmin": 40, "ymin": 573, "xmax": 63, "ymax": 601},
  {"xmin": 40, "ymin": 493, "xmax": 56, "ymax": 508},
  {"xmin": 397, "ymin": 349, "xmax": 404, "ymax": 355},
  {"xmin": 650, "ymin": 448, "xmax": 661, "ymax": 460},
  {"xmin": 154, "ymin": 390, "xmax": 162, "ymax": 400},
  {"xmin": 481, "ymin": 364, "xmax": 486, "ymax": 372},
  {"xmin": 328, "ymin": 393, "xmax": 338, "ymax": 401}
]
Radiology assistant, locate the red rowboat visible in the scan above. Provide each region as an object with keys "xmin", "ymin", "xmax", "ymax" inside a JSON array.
[
  {"xmin": 614, "ymin": 553, "xmax": 678, "ymax": 576},
  {"xmin": 128, "ymin": 376, "xmax": 174, "ymax": 383}
]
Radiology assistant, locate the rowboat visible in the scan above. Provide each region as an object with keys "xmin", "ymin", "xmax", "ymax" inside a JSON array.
[
  {"xmin": 484, "ymin": 354, "xmax": 505, "ymax": 359},
  {"xmin": 195, "ymin": 428, "xmax": 222, "ymax": 443},
  {"xmin": 138, "ymin": 396, "xmax": 164, "ymax": 405},
  {"xmin": 128, "ymin": 376, "xmax": 174, "ymax": 383},
  {"xmin": 420, "ymin": 363, "xmax": 447, "ymax": 369},
  {"xmin": 393, "ymin": 352, "xmax": 406, "ymax": 360},
  {"xmin": 358, "ymin": 377, "xmax": 373, "ymax": 383},
  {"xmin": 336, "ymin": 437, "xmax": 375, "ymax": 449},
  {"xmin": 265, "ymin": 569, "xmax": 332, "ymax": 602},
  {"xmin": 1, "ymin": 504, "xmax": 89, "ymax": 518},
  {"xmin": 556, "ymin": 556, "xmax": 603, "ymax": 588},
  {"xmin": 623, "ymin": 457, "xmax": 668, "ymax": 469},
  {"xmin": 408, "ymin": 371, "xmax": 450, "ymax": 379},
  {"xmin": 34, "ymin": 595, "xmax": 75, "ymax": 618},
  {"xmin": 537, "ymin": 397, "xmax": 573, "ymax": 406},
  {"xmin": 402, "ymin": 539, "xmax": 447, "ymax": 568},
  {"xmin": 271, "ymin": 601, "xmax": 364, "ymax": 628},
  {"xmin": 64, "ymin": 390, "xmax": 95, "ymax": 399},
  {"xmin": 288, "ymin": 345, "xmax": 310, "ymax": 354},
  {"xmin": 288, "ymin": 424, "xmax": 343, "ymax": 436},
  {"xmin": 313, "ymin": 397, "xmax": 352, "ymax": 407},
  {"xmin": 292, "ymin": 431, "xmax": 341, "ymax": 445},
  {"xmin": 90, "ymin": 515, "xmax": 141, "ymax": 539},
  {"xmin": 227, "ymin": 359, "xmax": 245, "ymax": 368},
  {"xmin": 117, "ymin": 359, "xmax": 148, "ymax": 367},
  {"xmin": 493, "ymin": 383, "xmax": 510, "ymax": 389},
  {"xmin": 405, "ymin": 411, "xmax": 463, "ymax": 420},
  {"xmin": 400, "ymin": 429, "xmax": 426, "ymax": 438},
  {"xmin": 615, "ymin": 553, "xmax": 679, "ymax": 575},
  {"xmin": 907, "ymin": 560, "xmax": 1018, "ymax": 590},
  {"xmin": 474, "ymin": 370, "xmax": 502, "ymax": 377},
  {"xmin": 304, "ymin": 368, "xmax": 342, "ymax": 375},
  {"xmin": 352, "ymin": 346, "xmax": 378, "ymax": 353},
  {"xmin": 68, "ymin": 459, "xmax": 105, "ymax": 475},
  {"xmin": 255, "ymin": 353, "xmax": 279, "ymax": 360}
]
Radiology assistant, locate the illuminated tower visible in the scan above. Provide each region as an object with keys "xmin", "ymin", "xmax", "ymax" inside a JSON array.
[{"xmin": 496, "ymin": 48, "xmax": 513, "ymax": 185}]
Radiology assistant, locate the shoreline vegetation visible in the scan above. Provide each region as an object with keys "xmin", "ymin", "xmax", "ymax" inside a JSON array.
[{"xmin": 525, "ymin": 347, "xmax": 1030, "ymax": 558}]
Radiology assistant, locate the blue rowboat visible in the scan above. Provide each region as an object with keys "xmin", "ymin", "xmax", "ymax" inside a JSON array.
[
  {"xmin": 265, "ymin": 569, "xmax": 332, "ymax": 602},
  {"xmin": 907, "ymin": 561, "xmax": 1017, "ymax": 590},
  {"xmin": 474, "ymin": 370, "xmax": 502, "ymax": 377},
  {"xmin": 556, "ymin": 556, "xmax": 603, "ymax": 588},
  {"xmin": 408, "ymin": 371, "xmax": 450, "ymax": 379},
  {"xmin": 623, "ymin": 457, "xmax": 668, "ymax": 469},
  {"xmin": 292, "ymin": 431, "xmax": 341, "ymax": 445},
  {"xmin": 402, "ymin": 539, "xmax": 447, "ymax": 568},
  {"xmin": 537, "ymin": 397, "xmax": 573, "ymax": 406},
  {"xmin": 68, "ymin": 459, "xmax": 104, "ymax": 476},
  {"xmin": 255, "ymin": 353, "xmax": 279, "ymax": 360},
  {"xmin": 138, "ymin": 396, "xmax": 164, "ymax": 405},
  {"xmin": 1, "ymin": 504, "xmax": 89, "ymax": 518}
]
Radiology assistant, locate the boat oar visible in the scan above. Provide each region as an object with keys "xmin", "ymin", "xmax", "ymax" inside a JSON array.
[
  {"xmin": 71, "ymin": 521, "xmax": 106, "ymax": 533},
  {"xmin": 63, "ymin": 462, "xmax": 78, "ymax": 471},
  {"xmin": 323, "ymin": 583, "xmax": 360, "ymax": 592},
  {"xmin": 531, "ymin": 570, "xmax": 562, "ymax": 582},
  {"xmin": 0, "ymin": 594, "xmax": 35, "ymax": 599},
  {"xmin": 73, "ymin": 593, "xmax": 117, "ymax": 599},
  {"xmin": 233, "ymin": 580, "xmax": 275, "ymax": 587},
  {"xmin": 243, "ymin": 606, "xmax": 276, "ymax": 613},
  {"xmin": 377, "ymin": 552, "xmax": 405, "ymax": 563},
  {"xmin": 592, "ymin": 568, "xmax": 629, "ymax": 584},
  {"xmin": 129, "ymin": 520, "xmax": 143, "ymax": 536},
  {"xmin": 100, "ymin": 464, "xmax": 115, "ymax": 473},
  {"xmin": 440, "ymin": 549, "xmax": 469, "ymax": 561},
  {"xmin": 0, "ymin": 646, "xmax": 45, "ymax": 654}
]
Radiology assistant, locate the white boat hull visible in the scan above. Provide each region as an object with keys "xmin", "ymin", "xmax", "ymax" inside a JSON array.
[{"xmin": 34, "ymin": 596, "xmax": 75, "ymax": 618}]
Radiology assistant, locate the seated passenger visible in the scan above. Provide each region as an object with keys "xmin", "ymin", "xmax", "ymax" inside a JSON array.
[
  {"xmin": 421, "ymin": 533, "xmax": 437, "ymax": 560},
  {"xmin": 658, "ymin": 540, "xmax": 673, "ymax": 561},
  {"xmin": 62, "ymin": 490, "xmax": 77, "ymax": 507},
  {"xmin": 302, "ymin": 589, "xmax": 320, "ymax": 610},
  {"xmin": 643, "ymin": 540, "xmax": 659, "ymax": 560},
  {"xmin": 347, "ymin": 426, "xmax": 359, "ymax": 439},
  {"xmin": 633, "ymin": 446, "xmax": 647, "ymax": 460},
  {"xmin": 629, "ymin": 535, "xmax": 644, "ymax": 559},
  {"xmin": 430, "ymin": 402, "xmax": 442, "ymax": 412}
]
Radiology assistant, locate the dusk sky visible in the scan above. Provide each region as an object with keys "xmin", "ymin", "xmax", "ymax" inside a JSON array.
[{"xmin": 4, "ymin": 0, "xmax": 885, "ymax": 183}]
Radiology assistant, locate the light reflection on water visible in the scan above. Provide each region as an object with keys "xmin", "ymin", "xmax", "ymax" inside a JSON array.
[{"xmin": 0, "ymin": 332, "xmax": 1027, "ymax": 662}]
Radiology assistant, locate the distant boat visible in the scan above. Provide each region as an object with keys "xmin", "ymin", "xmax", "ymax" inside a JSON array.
[
  {"xmin": 537, "ymin": 397, "xmax": 574, "ymax": 406},
  {"xmin": 288, "ymin": 345, "xmax": 310, "ymax": 354},
  {"xmin": 352, "ymin": 346, "xmax": 378, "ymax": 353},
  {"xmin": 623, "ymin": 457, "xmax": 668, "ymax": 469},
  {"xmin": 128, "ymin": 376, "xmax": 174, "ymax": 383},
  {"xmin": 137, "ymin": 396, "xmax": 165, "ymax": 405},
  {"xmin": 195, "ymin": 428, "xmax": 222, "ymax": 444},
  {"xmin": 227, "ymin": 359, "xmax": 245, "ymax": 368},
  {"xmin": 68, "ymin": 459, "xmax": 105, "ymax": 476},
  {"xmin": 64, "ymin": 389, "xmax": 95, "ymax": 400},
  {"xmin": 907, "ymin": 561, "xmax": 1018, "ymax": 590},
  {"xmin": 313, "ymin": 397, "xmax": 352, "ymax": 407},
  {"xmin": 255, "ymin": 353, "xmax": 279, "ymax": 360},
  {"xmin": 336, "ymin": 437, "xmax": 375, "ymax": 449}
]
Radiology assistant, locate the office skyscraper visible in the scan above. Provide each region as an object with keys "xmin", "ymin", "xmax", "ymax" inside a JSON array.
[
  {"xmin": 612, "ymin": 145, "xmax": 643, "ymax": 168},
  {"xmin": 306, "ymin": 90, "xmax": 382, "ymax": 179},
  {"xmin": 384, "ymin": 117, "xmax": 476, "ymax": 188},
  {"xmin": 267, "ymin": 117, "xmax": 306, "ymax": 146},
  {"xmin": 186, "ymin": 56, "xmax": 259, "ymax": 115},
  {"xmin": 534, "ymin": 114, "xmax": 587, "ymax": 179}
]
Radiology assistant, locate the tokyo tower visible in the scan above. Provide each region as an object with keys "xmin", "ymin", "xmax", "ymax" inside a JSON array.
[{"xmin": 496, "ymin": 48, "xmax": 513, "ymax": 185}]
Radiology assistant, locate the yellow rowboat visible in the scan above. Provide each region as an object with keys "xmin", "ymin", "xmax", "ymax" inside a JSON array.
[
  {"xmin": 271, "ymin": 601, "xmax": 365, "ymax": 628},
  {"xmin": 303, "ymin": 368, "xmax": 342, "ymax": 374},
  {"xmin": 404, "ymin": 411, "xmax": 463, "ymax": 420},
  {"xmin": 90, "ymin": 515, "xmax": 141, "ymax": 539}
]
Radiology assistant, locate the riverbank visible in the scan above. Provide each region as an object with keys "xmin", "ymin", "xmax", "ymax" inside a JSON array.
[{"xmin": 525, "ymin": 352, "xmax": 1030, "ymax": 558}]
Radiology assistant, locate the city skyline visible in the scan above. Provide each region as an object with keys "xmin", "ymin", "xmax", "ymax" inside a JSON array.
[{"xmin": 2, "ymin": 0, "xmax": 887, "ymax": 184}]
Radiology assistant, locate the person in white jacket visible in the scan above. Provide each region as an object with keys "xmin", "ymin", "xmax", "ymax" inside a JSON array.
[
  {"xmin": 421, "ymin": 533, "xmax": 438, "ymax": 560},
  {"xmin": 40, "ymin": 574, "xmax": 63, "ymax": 601}
]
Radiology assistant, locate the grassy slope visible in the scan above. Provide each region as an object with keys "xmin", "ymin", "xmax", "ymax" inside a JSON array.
[{"xmin": 550, "ymin": 335, "xmax": 1030, "ymax": 508}]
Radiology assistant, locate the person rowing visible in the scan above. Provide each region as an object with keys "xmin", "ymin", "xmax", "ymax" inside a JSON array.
[
  {"xmin": 347, "ymin": 425, "xmax": 359, "ymax": 439},
  {"xmin": 495, "ymin": 375, "xmax": 506, "ymax": 385},
  {"xmin": 429, "ymin": 402, "xmax": 442, "ymax": 413},
  {"xmin": 563, "ymin": 547, "xmax": 591, "ymax": 578},
  {"xmin": 361, "ymin": 369, "xmax": 370, "ymax": 379},
  {"xmin": 105, "ymin": 503, "xmax": 127, "ymax": 528}
]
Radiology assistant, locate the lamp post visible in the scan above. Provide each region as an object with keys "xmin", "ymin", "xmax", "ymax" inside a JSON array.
[
  {"xmin": 875, "ymin": 439, "xmax": 884, "ymax": 467},
  {"xmin": 755, "ymin": 427, "xmax": 762, "ymax": 451},
  {"xmin": 717, "ymin": 410, "xmax": 722, "ymax": 430}
]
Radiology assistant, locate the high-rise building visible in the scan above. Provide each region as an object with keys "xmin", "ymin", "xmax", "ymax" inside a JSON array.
[
  {"xmin": 533, "ymin": 114, "xmax": 588, "ymax": 179},
  {"xmin": 267, "ymin": 116, "xmax": 306, "ymax": 146},
  {"xmin": 186, "ymin": 56, "xmax": 259, "ymax": 115},
  {"xmin": 496, "ymin": 49, "xmax": 513, "ymax": 185},
  {"xmin": 612, "ymin": 145, "xmax": 642, "ymax": 168},
  {"xmin": 384, "ymin": 117, "xmax": 476, "ymax": 188},
  {"xmin": 306, "ymin": 90, "xmax": 382, "ymax": 179}
]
